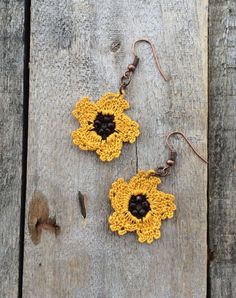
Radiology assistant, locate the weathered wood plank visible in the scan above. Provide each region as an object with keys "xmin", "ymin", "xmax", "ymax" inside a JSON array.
[
  {"xmin": 209, "ymin": 1, "xmax": 236, "ymax": 297},
  {"xmin": 23, "ymin": 0, "xmax": 208, "ymax": 297},
  {"xmin": 0, "ymin": 0, "xmax": 25, "ymax": 297}
]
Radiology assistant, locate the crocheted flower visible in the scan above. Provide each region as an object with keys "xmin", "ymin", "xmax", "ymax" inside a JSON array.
[
  {"xmin": 72, "ymin": 92, "xmax": 140, "ymax": 161},
  {"xmin": 108, "ymin": 170, "xmax": 176, "ymax": 244}
]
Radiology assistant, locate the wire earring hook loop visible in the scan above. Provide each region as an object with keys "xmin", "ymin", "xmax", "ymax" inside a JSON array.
[
  {"xmin": 132, "ymin": 38, "xmax": 171, "ymax": 82},
  {"xmin": 153, "ymin": 131, "xmax": 207, "ymax": 177},
  {"xmin": 165, "ymin": 131, "xmax": 208, "ymax": 164},
  {"xmin": 119, "ymin": 38, "xmax": 170, "ymax": 93}
]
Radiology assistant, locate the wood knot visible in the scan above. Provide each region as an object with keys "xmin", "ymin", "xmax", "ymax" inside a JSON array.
[
  {"xmin": 28, "ymin": 191, "xmax": 60, "ymax": 245},
  {"xmin": 110, "ymin": 41, "xmax": 121, "ymax": 52}
]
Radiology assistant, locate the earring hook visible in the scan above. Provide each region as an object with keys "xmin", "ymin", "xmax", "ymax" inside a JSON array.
[
  {"xmin": 165, "ymin": 131, "xmax": 208, "ymax": 164},
  {"xmin": 153, "ymin": 131, "xmax": 207, "ymax": 177},
  {"xmin": 132, "ymin": 38, "xmax": 171, "ymax": 82},
  {"xmin": 119, "ymin": 38, "xmax": 171, "ymax": 93}
]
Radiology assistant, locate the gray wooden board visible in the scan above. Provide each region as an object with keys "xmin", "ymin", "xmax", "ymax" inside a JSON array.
[
  {"xmin": 209, "ymin": 1, "xmax": 236, "ymax": 297},
  {"xmin": 23, "ymin": 0, "xmax": 208, "ymax": 297},
  {"xmin": 0, "ymin": 0, "xmax": 24, "ymax": 297}
]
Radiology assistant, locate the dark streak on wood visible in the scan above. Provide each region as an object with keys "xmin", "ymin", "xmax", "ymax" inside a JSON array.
[
  {"xmin": 78, "ymin": 191, "xmax": 87, "ymax": 219},
  {"xmin": 0, "ymin": 0, "xmax": 24, "ymax": 296},
  {"xmin": 209, "ymin": 0, "xmax": 236, "ymax": 297}
]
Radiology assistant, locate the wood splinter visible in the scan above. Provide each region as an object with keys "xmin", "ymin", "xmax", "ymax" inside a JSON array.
[
  {"xmin": 28, "ymin": 191, "xmax": 60, "ymax": 245},
  {"xmin": 78, "ymin": 191, "xmax": 87, "ymax": 219}
]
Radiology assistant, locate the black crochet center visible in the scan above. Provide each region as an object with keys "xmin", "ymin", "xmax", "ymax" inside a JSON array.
[
  {"xmin": 128, "ymin": 194, "xmax": 151, "ymax": 219},
  {"xmin": 93, "ymin": 112, "xmax": 116, "ymax": 140}
]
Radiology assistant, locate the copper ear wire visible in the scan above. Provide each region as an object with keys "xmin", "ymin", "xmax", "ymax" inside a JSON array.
[
  {"xmin": 132, "ymin": 38, "xmax": 170, "ymax": 82},
  {"xmin": 155, "ymin": 131, "xmax": 208, "ymax": 177},
  {"xmin": 119, "ymin": 38, "xmax": 170, "ymax": 93},
  {"xmin": 166, "ymin": 131, "xmax": 208, "ymax": 164}
]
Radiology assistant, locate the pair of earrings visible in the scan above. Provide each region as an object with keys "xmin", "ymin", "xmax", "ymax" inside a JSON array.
[{"xmin": 71, "ymin": 39, "xmax": 207, "ymax": 244}]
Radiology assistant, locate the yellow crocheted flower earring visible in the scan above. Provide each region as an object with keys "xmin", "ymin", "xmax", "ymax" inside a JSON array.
[
  {"xmin": 71, "ymin": 39, "xmax": 170, "ymax": 162},
  {"xmin": 108, "ymin": 131, "xmax": 207, "ymax": 244}
]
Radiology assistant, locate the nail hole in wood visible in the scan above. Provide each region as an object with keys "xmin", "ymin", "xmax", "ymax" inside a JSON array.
[{"xmin": 208, "ymin": 249, "xmax": 216, "ymax": 263}]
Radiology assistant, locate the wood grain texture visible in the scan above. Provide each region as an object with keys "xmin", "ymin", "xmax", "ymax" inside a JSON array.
[
  {"xmin": 23, "ymin": 0, "xmax": 208, "ymax": 297},
  {"xmin": 0, "ymin": 0, "xmax": 24, "ymax": 297},
  {"xmin": 209, "ymin": 1, "xmax": 236, "ymax": 297}
]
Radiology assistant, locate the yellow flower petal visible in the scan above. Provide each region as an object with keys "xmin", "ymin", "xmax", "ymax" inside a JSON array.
[
  {"xmin": 96, "ymin": 92, "xmax": 129, "ymax": 113},
  {"xmin": 115, "ymin": 113, "xmax": 140, "ymax": 143},
  {"xmin": 74, "ymin": 97, "xmax": 97, "ymax": 113},
  {"xmin": 96, "ymin": 133, "xmax": 123, "ymax": 161},
  {"xmin": 137, "ymin": 224, "xmax": 161, "ymax": 244},
  {"xmin": 72, "ymin": 127, "xmax": 101, "ymax": 151},
  {"xmin": 109, "ymin": 211, "xmax": 139, "ymax": 234},
  {"xmin": 109, "ymin": 178, "xmax": 130, "ymax": 211},
  {"xmin": 72, "ymin": 97, "xmax": 97, "ymax": 125},
  {"xmin": 129, "ymin": 170, "xmax": 161, "ymax": 193}
]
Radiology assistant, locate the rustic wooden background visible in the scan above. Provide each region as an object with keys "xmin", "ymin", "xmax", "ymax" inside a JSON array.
[{"xmin": 0, "ymin": 0, "xmax": 235, "ymax": 297}]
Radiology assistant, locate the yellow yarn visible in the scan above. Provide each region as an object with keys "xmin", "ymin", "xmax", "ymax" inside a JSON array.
[
  {"xmin": 108, "ymin": 170, "xmax": 176, "ymax": 244},
  {"xmin": 72, "ymin": 92, "xmax": 140, "ymax": 161}
]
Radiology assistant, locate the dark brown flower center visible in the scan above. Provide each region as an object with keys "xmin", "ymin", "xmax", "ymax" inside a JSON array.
[
  {"xmin": 93, "ymin": 112, "xmax": 116, "ymax": 140},
  {"xmin": 128, "ymin": 194, "xmax": 150, "ymax": 219}
]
